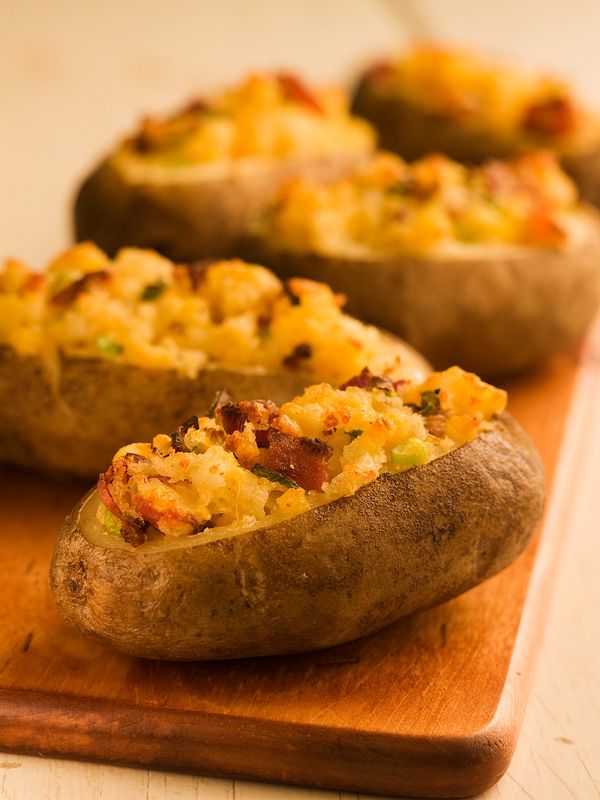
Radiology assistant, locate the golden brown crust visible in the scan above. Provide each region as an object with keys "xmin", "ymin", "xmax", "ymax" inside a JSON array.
[
  {"xmin": 49, "ymin": 412, "xmax": 544, "ymax": 660},
  {"xmin": 352, "ymin": 77, "xmax": 600, "ymax": 207},
  {"xmin": 73, "ymin": 153, "xmax": 369, "ymax": 261},
  {"xmin": 239, "ymin": 209, "xmax": 600, "ymax": 377}
]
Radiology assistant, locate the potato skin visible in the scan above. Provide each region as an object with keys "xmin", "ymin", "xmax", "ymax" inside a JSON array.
[
  {"xmin": 0, "ymin": 347, "xmax": 318, "ymax": 477},
  {"xmin": 240, "ymin": 210, "xmax": 600, "ymax": 377},
  {"xmin": 74, "ymin": 153, "xmax": 369, "ymax": 261},
  {"xmin": 50, "ymin": 413, "xmax": 544, "ymax": 661},
  {"xmin": 352, "ymin": 78, "xmax": 600, "ymax": 206}
]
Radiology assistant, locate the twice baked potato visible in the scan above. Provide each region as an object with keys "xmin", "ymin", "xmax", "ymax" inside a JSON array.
[
  {"xmin": 0, "ymin": 243, "xmax": 428, "ymax": 477},
  {"xmin": 240, "ymin": 151, "xmax": 600, "ymax": 377},
  {"xmin": 352, "ymin": 45, "xmax": 600, "ymax": 206},
  {"xmin": 74, "ymin": 73, "xmax": 375, "ymax": 261},
  {"xmin": 50, "ymin": 366, "xmax": 544, "ymax": 660}
]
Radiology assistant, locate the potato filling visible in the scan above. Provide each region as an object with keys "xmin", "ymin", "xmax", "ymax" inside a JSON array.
[
  {"xmin": 254, "ymin": 151, "xmax": 579, "ymax": 255},
  {"xmin": 116, "ymin": 73, "xmax": 374, "ymax": 165},
  {"xmin": 97, "ymin": 366, "xmax": 506, "ymax": 546},
  {"xmin": 364, "ymin": 45, "xmax": 595, "ymax": 144},
  {"xmin": 0, "ymin": 244, "xmax": 421, "ymax": 382}
]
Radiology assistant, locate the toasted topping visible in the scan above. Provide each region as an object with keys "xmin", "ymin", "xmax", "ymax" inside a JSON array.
[
  {"xmin": 255, "ymin": 151, "xmax": 579, "ymax": 256},
  {"xmin": 117, "ymin": 73, "xmax": 374, "ymax": 166},
  {"xmin": 98, "ymin": 366, "xmax": 507, "ymax": 545},
  {"xmin": 0, "ymin": 244, "xmax": 425, "ymax": 383},
  {"xmin": 365, "ymin": 45, "xmax": 594, "ymax": 145}
]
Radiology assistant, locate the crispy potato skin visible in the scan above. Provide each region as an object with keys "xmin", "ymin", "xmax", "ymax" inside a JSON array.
[
  {"xmin": 0, "ymin": 347, "xmax": 317, "ymax": 477},
  {"xmin": 240, "ymin": 210, "xmax": 600, "ymax": 377},
  {"xmin": 50, "ymin": 413, "xmax": 544, "ymax": 661},
  {"xmin": 74, "ymin": 153, "xmax": 369, "ymax": 261},
  {"xmin": 352, "ymin": 78, "xmax": 600, "ymax": 206}
]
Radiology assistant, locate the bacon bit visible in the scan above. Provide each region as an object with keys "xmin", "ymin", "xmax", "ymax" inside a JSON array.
[
  {"xmin": 183, "ymin": 260, "xmax": 214, "ymax": 291},
  {"xmin": 277, "ymin": 73, "xmax": 323, "ymax": 113},
  {"xmin": 49, "ymin": 271, "xmax": 110, "ymax": 307},
  {"xmin": 170, "ymin": 415, "xmax": 200, "ymax": 452},
  {"xmin": 23, "ymin": 273, "xmax": 45, "ymax": 293},
  {"xmin": 132, "ymin": 496, "xmax": 198, "ymax": 534},
  {"xmin": 180, "ymin": 97, "xmax": 211, "ymax": 115},
  {"xmin": 131, "ymin": 116, "xmax": 167, "ymax": 153},
  {"xmin": 339, "ymin": 368, "xmax": 396, "ymax": 395},
  {"xmin": 218, "ymin": 399, "xmax": 279, "ymax": 434},
  {"xmin": 97, "ymin": 471, "xmax": 122, "ymax": 517},
  {"xmin": 282, "ymin": 342, "xmax": 313, "ymax": 369},
  {"xmin": 525, "ymin": 208, "xmax": 565, "ymax": 247},
  {"xmin": 219, "ymin": 403, "xmax": 247, "ymax": 434},
  {"xmin": 258, "ymin": 429, "xmax": 332, "ymax": 491},
  {"xmin": 254, "ymin": 429, "xmax": 270, "ymax": 448},
  {"xmin": 98, "ymin": 457, "xmax": 149, "ymax": 545},
  {"xmin": 522, "ymin": 96, "xmax": 577, "ymax": 138},
  {"xmin": 366, "ymin": 60, "xmax": 393, "ymax": 81},
  {"xmin": 121, "ymin": 522, "xmax": 148, "ymax": 548}
]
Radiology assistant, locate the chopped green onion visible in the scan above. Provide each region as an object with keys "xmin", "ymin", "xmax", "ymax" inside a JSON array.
[
  {"xmin": 418, "ymin": 389, "xmax": 441, "ymax": 416},
  {"xmin": 103, "ymin": 509, "xmax": 122, "ymax": 537},
  {"xmin": 96, "ymin": 336, "xmax": 124, "ymax": 357},
  {"xmin": 391, "ymin": 437, "xmax": 430, "ymax": 468},
  {"xmin": 140, "ymin": 282, "xmax": 166, "ymax": 301},
  {"xmin": 191, "ymin": 446, "xmax": 203, "ymax": 454},
  {"xmin": 346, "ymin": 429, "xmax": 363, "ymax": 440},
  {"xmin": 251, "ymin": 464, "xmax": 299, "ymax": 489}
]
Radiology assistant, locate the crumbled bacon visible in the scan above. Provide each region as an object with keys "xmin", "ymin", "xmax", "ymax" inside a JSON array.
[
  {"xmin": 218, "ymin": 399, "xmax": 279, "ymax": 434},
  {"xmin": 50, "ymin": 271, "xmax": 110, "ymax": 307},
  {"xmin": 258, "ymin": 428, "xmax": 332, "ymax": 491},
  {"xmin": 188, "ymin": 260, "xmax": 215, "ymax": 290},
  {"xmin": 180, "ymin": 97, "xmax": 211, "ymax": 115},
  {"xmin": 98, "ymin": 455, "xmax": 149, "ymax": 546},
  {"xmin": 170, "ymin": 415, "xmax": 200, "ymax": 452},
  {"xmin": 276, "ymin": 73, "xmax": 323, "ymax": 113},
  {"xmin": 282, "ymin": 342, "xmax": 313, "ymax": 369},
  {"xmin": 131, "ymin": 116, "xmax": 167, "ymax": 153},
  {"xmin": 219, "ymin": 403, "xmax": 248, "ymax": 434},
  {"xmin": 339, "ymin": 368, "xmax": 396, "ymax": 395},
  {"xmin": 522, "ymin": 96, "xmax": 577, "ymax": 138},
  {"xmin": 366, "ymin": 61, "xmax": 393, "ymax": 81}
]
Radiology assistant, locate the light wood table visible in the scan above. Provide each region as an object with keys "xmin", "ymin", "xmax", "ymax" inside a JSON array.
[{"xmin": 1, "ymin": 2, "xmax": 599, "ymax": 796}]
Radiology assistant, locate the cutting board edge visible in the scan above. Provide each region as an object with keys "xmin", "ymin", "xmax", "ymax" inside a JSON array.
[{"xmin": 0, "ymin": 684, "xmax": 520, "ymax": 798}]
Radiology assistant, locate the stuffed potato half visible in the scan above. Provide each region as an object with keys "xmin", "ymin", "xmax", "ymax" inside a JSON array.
[
  {"xmin": 0, "ymin": 244, "xmax": 427, "ymax": 477},
  {"xmin": 75, "ymin": 73, "xmax": 375, "ymax": 261},
  {"xmin": 50, "ymin": 367, "xmax": 544, "ymax": 661},
  {"xmin": 352, "ymin": 45, "xmax": 600, "ymax": 206},
  {"xmin": 241, "ymin": 151, "xmax": 600, "ymax": 376}
]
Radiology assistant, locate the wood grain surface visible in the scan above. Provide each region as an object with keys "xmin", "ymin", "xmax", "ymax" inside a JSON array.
[{"xmin": 0, "ymin": 347, "xmax": 583, "ymax": 799}]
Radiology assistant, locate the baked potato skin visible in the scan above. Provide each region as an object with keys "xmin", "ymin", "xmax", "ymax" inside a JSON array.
[
  {"xmin": 74, "ymin": 153, "xmax": 368, "ymax": 261},
  {"xmin": 240, "ymin": 210, "xmax": 600, "ymax": 377},
  {"xmin": 50, "ymin": 413, "xmax": 544, "ymax": 661},
  {"xmin": 352, "ymin": 79, "xmax": 600, "ymax": 206},
  {"xmin": 0, "ymin": 346, "xmax": 320, "ymax": 478}
]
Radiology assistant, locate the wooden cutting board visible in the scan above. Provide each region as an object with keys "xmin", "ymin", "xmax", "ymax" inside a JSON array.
[{"xmin": 0, "ymin": 340, "xmax": 595, "ymax": 799}]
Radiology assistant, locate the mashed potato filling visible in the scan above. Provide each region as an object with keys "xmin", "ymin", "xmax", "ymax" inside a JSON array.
[
  {"xmin": 117, "ymin": 73, "xmax": 374, "ymax": 166},
  {"xmin": 0, "ymin": 243, "xmax": 417, "ymax": 382},
  {"xmin": 367, "ymin": 45, "xmax": 593, "ymax": 143},
  {"xmin": 98, "ymin": 366, "xmax": 506, "ymax": 545},
  {"xmin": 256, "ymin": 151, "xmax": 579, "ymax": 256}
]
